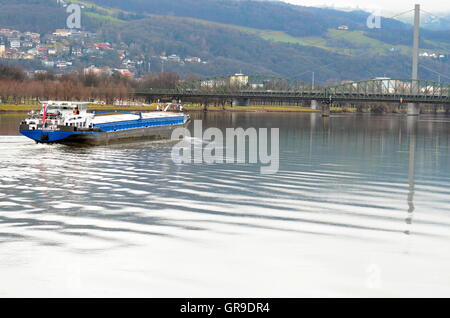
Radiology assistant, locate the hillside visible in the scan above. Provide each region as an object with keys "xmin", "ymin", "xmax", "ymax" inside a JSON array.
[
  {"xmin": 87, "ymin": 0, "xmax": 450, "ymax": 46},
  {"xmin": 86, "ymin": 0, "xmax": 411, "ymax": 36},
  {"xmin": 0, "ymin": 0, "xmax": 449, "ymax": 83},
  {"xmin": 0, "ymin": 0, "xmax": 65, "ymax": 34}
]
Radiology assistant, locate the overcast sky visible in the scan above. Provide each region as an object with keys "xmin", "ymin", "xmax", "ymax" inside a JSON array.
[{"xmin": 285, "ymin": 1, "xmax": 450, "ymax": 13}]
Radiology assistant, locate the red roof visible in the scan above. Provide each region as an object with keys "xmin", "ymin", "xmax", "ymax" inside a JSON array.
[{"xmin": 95, "ymin": 43, "xmax": 111, "ymax": 49}]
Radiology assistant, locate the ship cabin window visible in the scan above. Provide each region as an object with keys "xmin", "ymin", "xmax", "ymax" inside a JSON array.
[{"xmin": 46, "ymin": 103, "xmax": 88, "ymax": 114}]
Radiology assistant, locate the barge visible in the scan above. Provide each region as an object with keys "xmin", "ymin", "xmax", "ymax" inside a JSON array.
[{"xmin": 19, "ymin": 101, "xmax": 190, "ymax": 145}]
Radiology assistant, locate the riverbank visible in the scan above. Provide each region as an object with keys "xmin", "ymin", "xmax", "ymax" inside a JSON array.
[
  {"xmin": 0, "ymin": 103, "xmax": 320, "ymax": 113},
  {"xmin": 0, "ymin": 104, "xmax": 156, "ymax": 113},
  {"xmin": 185, "ymin": 105, "xmax": 319, "ymax": 112}
]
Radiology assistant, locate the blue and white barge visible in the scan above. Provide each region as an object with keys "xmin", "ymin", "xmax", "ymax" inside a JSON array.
[{"xmin": 19, "ymin": 101, "xmax": 190, "ymax": 145}]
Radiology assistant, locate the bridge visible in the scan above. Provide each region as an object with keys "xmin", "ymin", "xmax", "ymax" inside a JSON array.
[
  {"xmin": 134, "ymin": 76, "xmax": 450, "ymax": 116},
  {"xmin": 135, "ymin": 5, "xmax": 450, "ymax": 116}
]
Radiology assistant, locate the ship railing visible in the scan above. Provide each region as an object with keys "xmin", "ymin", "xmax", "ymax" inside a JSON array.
[{"xmin": 92, "ymin": 110, "xmax": 143, "ymax": 119}]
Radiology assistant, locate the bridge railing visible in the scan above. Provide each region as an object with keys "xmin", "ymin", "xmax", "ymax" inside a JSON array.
[
  {"xmin": 175, "ymin": 75, "xmax": 319, "ymax": 94},
  {"xmin": 134, "ymin": 77, "xmax": 450, "ymax": 103},
  {"xmin": 326, "ymin": 79, "xmax": 450, "ymax": 101}
]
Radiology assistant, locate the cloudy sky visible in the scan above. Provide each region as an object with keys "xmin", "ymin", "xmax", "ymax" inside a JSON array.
[{"xmin": 285, "ymin": 0, "xmax": 449, "ymax": 13}]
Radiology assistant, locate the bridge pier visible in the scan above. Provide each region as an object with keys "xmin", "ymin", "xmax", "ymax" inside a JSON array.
[
  {"xmin": 407, "ymin": 103, "xmax": 420, "ymax": 116},
  {"xmin": 321, "ymin": 104, "xmax": 330, "ymax": 117},
  {"xmin": 232, "ymin": 98, "xmax": 250, "ymax": 107},
  {"xmin": 310, "ymin": 99, "xmax": 319, "ymax": 110}
]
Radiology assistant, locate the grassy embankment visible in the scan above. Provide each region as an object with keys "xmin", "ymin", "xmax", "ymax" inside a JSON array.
[
  {"xmin": 0, "ymin": 103, "xmax": 320, "ymax": 113},
  {"xmin": 8, "ymin": 103, "xmax": 423, "ymax": 114},
  {"xmin": 183, "ymin": 105, "xmax": 318, "ymax": 112},
  {"xmin": 0, "ymin": 104, "xmax": 157, "ymax": 112}
]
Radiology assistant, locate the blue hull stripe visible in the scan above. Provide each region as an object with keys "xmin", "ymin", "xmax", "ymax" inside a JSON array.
[
  {"xmin": 93, "ymin": 116, "xmax": 185, "ymax": 132},
  {"xmin": 20, "ymin": 130, "xmax": 85, "ymax": 143}
]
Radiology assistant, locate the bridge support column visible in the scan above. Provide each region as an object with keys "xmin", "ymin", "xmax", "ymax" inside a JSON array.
[
  {"xmin": 232, "ymin": 98, "xmax": 250, "ymax": 107},
  {"xmin": 432, "ymin": 105, "xmax": 438, "ymax": 114},
  {"xmin": 407, "ymin": 103, "xmax": 420, "ymax": 116},
  {"xmin": 321, "ymin": 104, "xmax": 330, "ymax": 117},
  {"xmin": 310, "ymin": 99, "xmax": 319, "ymax": 110}
]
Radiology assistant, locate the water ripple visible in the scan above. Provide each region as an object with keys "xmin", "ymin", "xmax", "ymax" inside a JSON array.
[{"xmin": 0, "ymin": 113, "xmax": 450, "ymax": 296}]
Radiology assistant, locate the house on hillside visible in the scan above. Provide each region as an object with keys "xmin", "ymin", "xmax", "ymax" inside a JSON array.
[
  {"xmin": 338, "ymin": 25, "xmax": 349, "ymax": 30},
  {"xmin": 53, "ymin": 29, "xmax": 72, "ymax": 37},
  {"xmin": 9, "ymin": 39, "xmax": 21, "ymax": 49},
  {"xmin": 168, "ymin": 54, "xmax": 181, "ymax": 63},
  {"xmin": 114, "ymin": 68, "xmax": 134, "ymax": 77},
  {"xmin": 42, "ymin": 60, "xmax": 55, "ymax": 68},
  {"xmin": 95, "ymin": 42, "xmax": 112, "ymax": 50},
  {"xmin": 72, "ymin": 47, "xmax": 83, "ymax": 57},
  {"xmin": 185, "ymin": 57, "xmax": 202, "ymax": 63}
]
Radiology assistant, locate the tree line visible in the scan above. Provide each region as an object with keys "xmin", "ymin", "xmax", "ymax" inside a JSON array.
[{"xmin": 0, "ymin": 64, "xmax": 183, "ymax": 104}]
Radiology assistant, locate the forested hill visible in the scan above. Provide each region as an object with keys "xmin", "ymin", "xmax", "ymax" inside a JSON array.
[
  {"xmin": 0, "ymin": 0, "xmax": 65, "ymax": 34},
  {"xmin": 0, "ymin": 0, "xmax": 449, "ymax": 83},
  {"xmin": 87, "ymin": 0, "xmax": 450, "ymax": 46},
  {"xmin": 88, "ymin": 0, "xmax": 408, "ymax": 37}
]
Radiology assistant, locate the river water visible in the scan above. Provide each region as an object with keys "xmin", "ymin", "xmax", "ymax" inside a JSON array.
[{"xmin": 0, "ymin": 112, "xmax": 449, "ymax": 297}]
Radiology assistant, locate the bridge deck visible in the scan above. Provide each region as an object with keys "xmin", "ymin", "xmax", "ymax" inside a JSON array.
[{"xmin": 134, "ymin": 78, "xmax": 450, "ymax": 104}]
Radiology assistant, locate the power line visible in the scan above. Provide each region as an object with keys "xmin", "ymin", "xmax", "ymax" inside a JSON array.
[
  {"xmin": 285, "ymin": 7, "xmax": 450, "ymax": 81},
  {"xmin": 421, "ymin": 9, "xmax": 450, "ymax": 25},
  {"xmin": 290, "ymin": 47, "xmax": 381, "ymax": 80},
  {"xmin": 289, "ymin": 9, "xmax": 415, "ymax": 49},
  {"xmin": 388, "ymin": 9, "xmax": 415, "ymax": 20},
  {"xmin": 416, "ymin": 9, "xmax": 450, "ymax": 57},
  {"xmin": 419, "ymin": 64, "xmax": 450, "ymax": 80}
]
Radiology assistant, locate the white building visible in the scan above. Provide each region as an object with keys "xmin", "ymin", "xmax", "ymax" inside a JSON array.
[
  {"xmin": 185, "ymin": 57, "xmax": 202, "ymax": 63},
  {"xmin": 9, "ymin": 39, "xmax": 20, "ymax": 48},
  {"xmin": 52, "ymin": 29, "xmax": 72, "ymax": 37},
  {"xmin": 201, "ymin": 79, "xmax": 227, "ymax": 89},
  {"xmin": 168, "ymin": 54, "xmax": 181, "ymax": 63},
  {"xmin": 230, "ymin": 73, "xmax": 249, "ymax": 87},
  {"xmin": 372, "ymin": 77, "xmax": 411, "ymax": 94},
  {"xmin": 42, "ymin": 60, "xmax": 55, "ymax": 68}
]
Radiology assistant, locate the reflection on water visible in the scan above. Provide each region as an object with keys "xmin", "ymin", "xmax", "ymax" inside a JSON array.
[
  {"xmin": 407, "ymin": 118, "xmax": 417, "ymax": 235},
  {"xmin": 0, "ymin": 112, "xmax": 450, "ymax": 297}
]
